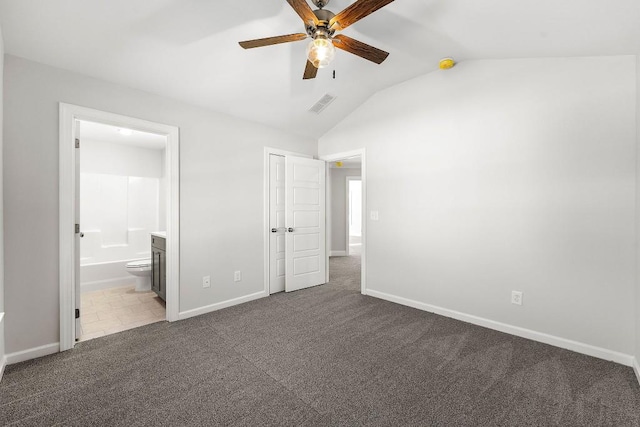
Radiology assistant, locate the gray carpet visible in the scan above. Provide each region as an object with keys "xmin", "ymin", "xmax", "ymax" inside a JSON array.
[{"xmin": 2, "ymin": 255, "xmax": 640, "ymax": 426}]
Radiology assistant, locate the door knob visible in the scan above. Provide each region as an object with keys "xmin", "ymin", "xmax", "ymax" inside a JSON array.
[
  {"xmin": 271, "ymin": 228, "xmax": 278, "ymax": 233},
  {"xmin": 79, "ymin": 232, "xmax": 84, "ymax": 238},
  {"xmin": 287, "ymin": 228, "xmax": 294, "ymax": 232}
]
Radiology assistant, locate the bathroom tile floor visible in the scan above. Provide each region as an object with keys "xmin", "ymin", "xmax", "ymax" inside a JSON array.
[{"xmin": 79, "ymin": 284, "xmax": 165, "ymax": 341}]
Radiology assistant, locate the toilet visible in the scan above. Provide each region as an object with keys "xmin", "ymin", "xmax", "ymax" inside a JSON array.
[{"xmin": 126, "ymin": 259, "xmax": 152, "ymax": 292}]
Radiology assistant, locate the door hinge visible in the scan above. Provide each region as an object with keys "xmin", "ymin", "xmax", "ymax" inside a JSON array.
[
  {"xmin": 75, "ymin": 138, "xmax": 80, "ymax": 148},
  {"xmin": 75, "ymin": 308, "xmax": 80, "ymax": 319},
  {"xmin": 75, "ymin": 224, "xmax": 80, "ymax": 234}
]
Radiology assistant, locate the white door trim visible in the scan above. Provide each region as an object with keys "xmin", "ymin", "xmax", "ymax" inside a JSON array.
[
  {"xmin": 345, "ymin": 176, "xmax": 361, "ymax": 256},
  {"xmin": 263, "ymin": 147, "xmax": 313, "ymax": 295},
  {"xmin": 59, "ymin": 103, "xmax": 180, "ymax": 351},
  {"xmin": 320, "ymin": 149, "xmax": 367, "ymax": 295}
]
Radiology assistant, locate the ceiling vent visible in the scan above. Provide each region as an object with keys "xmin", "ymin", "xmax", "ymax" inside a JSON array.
[{"xmin": 309, "ymin": 94, "xmax": 337, "ymax": 114}]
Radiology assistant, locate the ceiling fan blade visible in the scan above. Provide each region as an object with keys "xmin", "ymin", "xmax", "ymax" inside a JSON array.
[
  {"xmin": 303, "ymin": 60, "xmax": 318, "ymax": 79},
  {"xmin": 239, "ymin": 33, "xmax": 308, "ymax": 49},
  {"xmin": 287, "ymin": 0, "xmax": 319, "ymax": 26},
  {"xmin": 332, "ymin": 34, "xmax": 389, "ymax": 64},
  {"xmin": 330, "ymin": 0, "xmax": 395, "ymax": 30}
]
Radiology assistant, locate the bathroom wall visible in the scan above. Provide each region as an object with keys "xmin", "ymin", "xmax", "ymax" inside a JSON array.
[
  {"xmin": 330, "ymin": 167, "xmax": 361, "ymax": 254},
  {"xmin": 80, "ymin": 139, "xmax": 164, "ymax": 266},
  {"xmin": 158, "ymin": 149, "xmax": 167, "ymax": 231}
]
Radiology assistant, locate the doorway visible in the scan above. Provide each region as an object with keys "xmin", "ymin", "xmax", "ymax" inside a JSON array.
[
  {"xmin": 75, "ymin": 120, "xmax": 167, "ymax": 341},
  {"xmin": 321, "ymin": 150, "xmax": 367, "ymax": 294},
  {"xmin": 59, "ymin": 104, "xmax": 180, "ymax": 351}
]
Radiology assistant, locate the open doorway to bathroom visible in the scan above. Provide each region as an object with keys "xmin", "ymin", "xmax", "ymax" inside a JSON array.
[
  {"xmin": 326, "ymin": 154, "xmax": 364, "ymax": 293},
  {"xmin": 76, "ymin": 120, "xmax": 168, "ymax": 341},
  {"xmin": 60, "ymin": 103, "xmax": 180, "ymax": 351}
]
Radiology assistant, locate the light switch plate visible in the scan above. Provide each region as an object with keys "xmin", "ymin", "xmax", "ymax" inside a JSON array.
[
  {"xmin": 370, "ymin": 211, "xmax": 379, "ymax": 221},
  {"xmin": 203, "ymin": 276, "xmax": 211, "ymax": 288}
]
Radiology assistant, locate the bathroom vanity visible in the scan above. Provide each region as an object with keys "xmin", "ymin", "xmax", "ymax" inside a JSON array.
[{"xmin": 151, "ymin": 232, "xmax": 166, "ymax": 301}]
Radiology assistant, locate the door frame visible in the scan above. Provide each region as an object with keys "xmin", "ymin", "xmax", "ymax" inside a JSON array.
[
  {"xmin": 320, "ymin": 149, "xmax": 367, "ymax": 295},
  {"xmin": 345, "ymin": 176, "xmax": 362, "ymax": 256},
  {"xmin": 59, "ymin": 103, "xmax": 180, "ymax": 351},
  {"xmin": 263, "ymin": 147, "xmax": 313, "ymax": 295}
]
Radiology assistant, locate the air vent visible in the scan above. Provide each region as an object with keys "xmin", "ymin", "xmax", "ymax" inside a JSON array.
[{"xmin": 309, "ymin": 93, "xmax": 337, "ymax": 114}]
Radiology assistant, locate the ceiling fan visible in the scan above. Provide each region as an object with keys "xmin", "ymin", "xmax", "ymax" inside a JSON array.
[{"xmin": 239, "ymin": 0, "xmax": 394, "ymax": 80}]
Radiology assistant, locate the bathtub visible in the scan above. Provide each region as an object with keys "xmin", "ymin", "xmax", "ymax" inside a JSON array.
[
  {"xmin": 80, "ymin": 257, "xmax": 149, "ymax": 293},
  {"xmin": 80, "ymin": 228, "xmax": 154, "ymax": 293}
]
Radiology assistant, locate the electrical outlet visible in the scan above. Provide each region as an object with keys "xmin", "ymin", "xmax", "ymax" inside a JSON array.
[
  {"xmin": 370, "ymin": 211, "xmax": 379, "ymax": 221},
  {"xmin": 234, "ymin": 271, "xmax": 242, "ymax": 282},
  {"xmin": 511, "ymin": 291, "xmax": 523, "ymax": 306},
  {"xmin": 202, "ymin": 276, "xmax": 211, "ymax": 288}
]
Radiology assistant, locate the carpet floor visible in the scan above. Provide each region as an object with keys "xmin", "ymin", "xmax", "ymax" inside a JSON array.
[{"xmin": 2, "ymin": 255, "xmax": 640, "ymax": 426}]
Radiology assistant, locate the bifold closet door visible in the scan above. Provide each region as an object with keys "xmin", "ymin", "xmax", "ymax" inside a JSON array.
[{"xmin": 284, "ymin": 156, "xmax": 327, "ymax": 292}]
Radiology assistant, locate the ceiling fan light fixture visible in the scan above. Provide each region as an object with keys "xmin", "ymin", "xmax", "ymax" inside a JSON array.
[
  {"xmin": 307, "ymin": 35, "xmax": 335, "ymax": 69},
  {"xmin": 240, "ymin": 0, "xmax": 394, "ymax": 79}
]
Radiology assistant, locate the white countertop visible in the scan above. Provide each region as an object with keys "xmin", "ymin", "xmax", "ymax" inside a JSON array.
[{"xmin": 151, "ymin": 231, "xmax": 166, "ymax": 238}]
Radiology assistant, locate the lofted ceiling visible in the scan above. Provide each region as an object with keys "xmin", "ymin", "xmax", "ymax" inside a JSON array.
[{"xmin": 1, "ymin": 0, "xmax": 639, "ymax": 139}]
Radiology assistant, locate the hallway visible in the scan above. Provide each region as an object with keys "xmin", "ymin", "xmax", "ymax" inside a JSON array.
[{"xmin": 326, "ymin": 254, "xmax": 361, "ymax": 292}]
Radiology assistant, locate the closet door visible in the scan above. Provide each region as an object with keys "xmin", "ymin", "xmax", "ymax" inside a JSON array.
[{"xmin": 285, "ymin": 156, "xmax": 326, "ymax": 292}]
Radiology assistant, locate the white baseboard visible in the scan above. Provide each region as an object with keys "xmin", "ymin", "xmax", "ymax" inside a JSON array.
[
  {"xmin": 81, "ymin": 277, "xmax": 134, "ymax": 293},
  {"xmin": 633, "ymin": 358, "xmax": 640, "ymax": 386},
  {"xmin": 330, "ymin": 251, "xmax": 347, "ymax": 257},
  {"xmin": 6, "ymin": 342, "xmax": 60, "ymax": 365},
  {"xmin": 366, "ymin": 289, "xmax": 634, "ymax": 367},
  {"xmin": 178, "ymin": 291, "xmax": 268, "ymax": 321}
]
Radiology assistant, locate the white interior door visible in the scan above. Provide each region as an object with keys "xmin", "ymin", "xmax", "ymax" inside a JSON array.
[
  {"xmin": 285, "ymin": 157, "xmax": 326, "ymax": 292},
  {"xmin": 269, "ymin": 154, "xmax": 286, "ymax": 293},
  {"xmin": 74, "ymin": 120, "xmax": 81, "ymax": 340}
]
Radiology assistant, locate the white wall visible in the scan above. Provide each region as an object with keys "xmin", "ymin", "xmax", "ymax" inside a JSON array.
[
  {"xmin": 80, "ymin": 140, "xmax": 162, "ymax": 265},
  {"xmin": 80, "ymin": 139, "xmax": 163, "ymax": 178},
  {"xmin": 159, "ymin": 149, "xmax": 167, "ymax": 231},
  {"xmin": 330, "ymin": 167, "xmax": 361, "ymax": 253},
  {"xmin": 636, "ymin": 55, "xmax": 640, "ymax": 369},
  {"xmin": 0, "ymin": 23, "xmax": 6, "ymax": 375},
  {"xmin": 320, "ymin": 56, "xmax": 637, "ymax": 356},
  {"xmin": 3, "ymin": 55, "xmax": 316, "ymax": 355}
]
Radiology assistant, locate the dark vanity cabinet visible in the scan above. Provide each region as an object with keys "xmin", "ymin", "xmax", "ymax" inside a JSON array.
[{"xmin": 151, "ymin": 235, "xmax": 166, "ymax": 301}]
